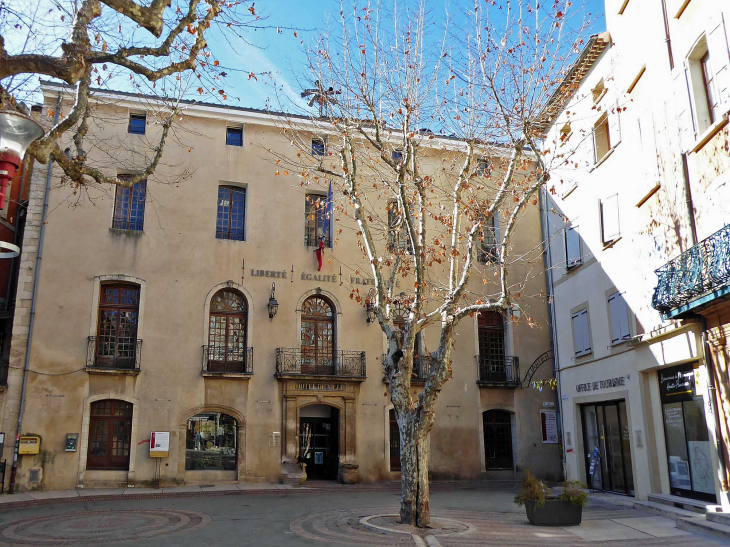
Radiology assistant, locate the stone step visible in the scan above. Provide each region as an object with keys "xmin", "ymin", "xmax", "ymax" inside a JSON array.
[
  {"xmin": 633, "ymin": 500, "xmax": 700, "ymax": 520},
  {"xmin": 677, "ymin": 515, "xmax": 730, "ymax": 542},
  {"xmin": 646, "ymin": 493, "xmax": 720, "ymax": 514},
  {"xmin": 706, "ymin": 512, "xmax": 730, "ymax": 525}
]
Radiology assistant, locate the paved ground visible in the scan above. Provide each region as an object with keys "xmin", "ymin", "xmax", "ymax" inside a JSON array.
[{"xmin": 0, "ymin": 484, "xmax": 725, "ymax": 546}]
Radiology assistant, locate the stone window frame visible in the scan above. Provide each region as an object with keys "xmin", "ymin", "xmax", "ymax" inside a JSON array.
[
  {"xmin": 88, "ymin": 275, "xmax": 147, "ymax": 342},
  {"xmin": 202, "ymin": 281, "xmax": 255, "ymax": 350}
]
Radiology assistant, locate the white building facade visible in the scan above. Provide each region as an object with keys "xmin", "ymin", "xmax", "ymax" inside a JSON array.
[{"xmin": 541, "ymin": 0, "xmax": 730, "ymax": 507}]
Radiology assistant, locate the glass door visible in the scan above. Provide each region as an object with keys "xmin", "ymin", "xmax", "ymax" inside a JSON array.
[{"xmin": 581, "ymin": 400, "xmax": 634, "ymax": 495}]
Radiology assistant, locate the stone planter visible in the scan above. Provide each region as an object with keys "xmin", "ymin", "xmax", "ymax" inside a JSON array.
[{"xmin": 525, "ymin": 498, "xmax": 582, "ymax": 526}]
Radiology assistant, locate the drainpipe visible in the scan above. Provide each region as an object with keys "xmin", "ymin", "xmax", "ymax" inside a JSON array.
[
  {"xmin": 8, "ymin": 92, "xmax": 60, "ymax": 494},
  {"xmin": 538, "ymin": 184, "xmax": 566, "ymax": 481},
  {"xmin": 680, "ymin": 153, "xmax": 698, "ymax": 246},
  {"xmin": 660, "ymin": 0, "xmax": 675, "ymax": 70},
  {"xmin": 699, "ymin": 315, "xmax": 730, "ymax": 508}
]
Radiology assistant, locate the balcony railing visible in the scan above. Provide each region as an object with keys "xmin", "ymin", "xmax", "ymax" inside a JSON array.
[
  {"xmin": 276, "ymin": 348, "xmax": 366, "ymax": 378},
  {"xmin": 382, "ymin": 354, "xmax": 429, "ymax": 383},
  {"xmin": 202, "ymin": 346, "xmax": 253, "ymax": 375},
  {"xmin": 476, "ymin": 355, "xmax": 520, "ymax": 387},
  {"xmin": 0, "ymin": 357, "xmax": 8, "ymax": 387},
  {"xmin": 652, "ymin": 224, "xmax": 730, "ymax": 317},
  {"xmin": 86, "ymin": 336, "xmax": 142, "ymax": 371}
]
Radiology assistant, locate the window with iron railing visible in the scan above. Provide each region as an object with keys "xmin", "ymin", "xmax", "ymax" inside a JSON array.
[
  {"xmin": 94, "ymin": 283, "xmax": 140, "ymax": 369},
  {"xmin": 112, "ymin": 180, "xmax": 146, "ymax": 231},
  {"xmin": 216, "ymin": 186, "xmax": 246, "ymax": 241}
]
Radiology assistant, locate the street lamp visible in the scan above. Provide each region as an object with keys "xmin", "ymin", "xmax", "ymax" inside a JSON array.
[
  {"xmin": 0, "ymin": 110, "xmax": 45, "ymax": 210},
  {"xmin": 267, "ymin": 282, "xmax": 279, "ymax": 320}
]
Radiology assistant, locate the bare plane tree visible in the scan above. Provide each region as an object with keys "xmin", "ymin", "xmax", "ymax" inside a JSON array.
[
  {"xmin": 1, "ymin": 0, "xmax": 266, "ymax": 188},
  {"xmin": 271, "ymin": 0, "xmax": 592, "ymax": 527}
]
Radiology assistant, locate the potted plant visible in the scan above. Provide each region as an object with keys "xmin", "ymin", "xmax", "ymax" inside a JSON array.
[{"xmin": 514, "ymin": 471, "xmax": 587, "ymax": 526}]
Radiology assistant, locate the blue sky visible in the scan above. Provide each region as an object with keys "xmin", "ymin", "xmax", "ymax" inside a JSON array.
[{"xmin": 212, "ymin": 0, "xmax": 607, "ymax": 110}]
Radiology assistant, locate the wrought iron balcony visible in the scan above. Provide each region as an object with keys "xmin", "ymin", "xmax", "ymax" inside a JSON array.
[
  {"xmin": 86, "ymin": 336, "xmax": 142, "ymax": 372},
  {"xmin": 276, "ymin": 348, "xmax": 366, "ymax": 378},
  {"xmin": 202, "ymin": 346, "xmax": 253, "ymax": 375},
  {"xmin": 0, "ymin": 357, "xmax": 8, "ymax": 387},
  {"xmin": 382, "ymin": 354, "xmax": 429, "ymax": 383},
  {"xmin": 652, "ymin": 224, "xmax": 730, "ymax": 318},
  {"xmin": 476, "ymin": 355, "xmax": 520, "ymax": 387}
]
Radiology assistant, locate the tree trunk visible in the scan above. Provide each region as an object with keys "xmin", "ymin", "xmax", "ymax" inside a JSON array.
[{"xmin": 399, "ymin": 413, "xmax": 430, "ymax": 527}]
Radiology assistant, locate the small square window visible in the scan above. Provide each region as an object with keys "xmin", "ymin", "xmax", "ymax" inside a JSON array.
[
  {"xmin": 312, "ymin": 138, "xmax": 326, "ymax": 157},
  {"xmin": 560, "ymin": 123, "xmax": 572, "ymax": 143},
  {"xmin": 592, "ymin": 79, "xmax": 606, "ymax": 104},
  {"xmin": 592, "ymin": 115, "xmax": 611, "ymax": 163},
  {"xmin": 392, "ymin": 149, "xmax": 403, "ymax": 163},
  {"xmin": 128, "ymin": 114, "xmax": 146, "ymax": 135},
  {"xmin": 226, "ymin": 126, "xmax": 243, "ymax": 147},
  {"xmin": 476, "ymin": 158, "xmax": 491, "ymax": 176}
]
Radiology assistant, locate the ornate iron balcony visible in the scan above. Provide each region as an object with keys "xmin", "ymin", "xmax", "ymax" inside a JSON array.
[
  {"xmin": 86, "ymin": 336, "xmax": 142, "ymax": 372},
  {"xmin": 652, "ymin": 224, "xmax": 730, "ymax": 317},
  {"xmin": 382, "ymin": 354, "xmax": 429, "ymax": 383},
  {"xmin": 0, "ymin": 357, "xmax": 8, "ymax": 387},
  {"xmin": 276, "ymin": 348, "xmax": 366, "ymax": 378},
  {"xmin": 202, "ymin": 346, "xmax": 253, "ymax": 375},
  {"xmin": 476, "ymin": 355, "xmax": 520, "ymax": 387}
]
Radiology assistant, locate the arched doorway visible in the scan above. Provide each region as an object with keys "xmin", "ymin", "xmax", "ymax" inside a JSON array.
[
  {"xmin": 185, "ymin": 412, "xmax": 238, "ymax": 473},
  {"xmin": 483, "ymin": 410, "xmax": 513, "ymax": 470},
  {"xmin": 299, "ymin": 404, "xmax": 340, "ymax": 480},
  {"xmin": 301, "ymin": 295, "xmax": 335, "ymax": 375},
  {"xmin": 208, "ymin": 289, "xmax": 248, "ymax": 373}
]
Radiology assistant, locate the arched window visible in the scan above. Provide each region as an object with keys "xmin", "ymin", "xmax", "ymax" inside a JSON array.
[
  {"xmin": 87, "ymin": 399, "xmax": 133, "ymax": 470},
  {"xmin": 208, "ymin": 289, "xmax": 248, "ymax": 372},
  {"xmin": 483, "ymin": 410, "xmax": 513, "ymax": 470},
  {"xmin": 185, "ymin": 412, "xmax": 237, "ymax": 471},
  {"xmin": 301, "ymin": 295, "xmax": 335, "ymax": 374},
  {"xmin": 95, "ymin": 283, "xmax": 140, "ymax": 369}
]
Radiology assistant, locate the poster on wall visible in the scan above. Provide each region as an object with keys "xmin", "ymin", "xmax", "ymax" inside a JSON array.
[{"xmin": 541, "ymin": 410, "xmax": 558, "ymax": 444}]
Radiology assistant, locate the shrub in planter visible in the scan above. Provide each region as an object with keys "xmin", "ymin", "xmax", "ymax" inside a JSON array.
[{"xmin": 515, "ymin": 471, "xmax": 586, "ymax": 526}]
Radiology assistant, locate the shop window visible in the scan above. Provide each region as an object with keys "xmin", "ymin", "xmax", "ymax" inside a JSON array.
[
  {"xmin": 478, "ymin": 215, "xmax": 499, "ymax": 264},
  {"xmin": 571, "ymin": 309, "xmax": 592, "ymax": 357},
  {"xmin": 312, "ymin": 138, "xmax": 326, "ymax": 157},
  {"xmin": 477, "ymin": 311, "xmax": 507, "ymax": 382},
  {"xmin": 208, "ymin": 289, "xmax": 248, "ymax": 372},
  {"xmin": 600, "ymin": 194, "xmax": 621, "ymax": 244},
  {"xmin": 112, "ymin": 180, "xmax": 146, "ymax": 231},
  {"xmin": 185, "ymin": 412, "xmax": 237, "ymax": 471},
  {"xmin": 565, "ymin": 226, "xmax": 582, "ymax": 269},
  {"xmin": 87, "ymin": 400, "xmax": 133, "ymax": 470},
  {"xmin": 301, "ymin": 295, "xmax": 335, "ymax": 375},
  {"xmin": 226, "ymin": 126, "xmax": 243, "ymax": 147},
  {"xmin": 304, "ymin": 194, "xmax": 332, "ymax": 247},
  {"xmin": 216, "ymin": 185, "xmax": 246, "ymax": 241},
  {"xmin": 608, "ymin": 291, "xmax": 631, "ymax": 344},
  {"xmin": 94, "ymin": 283, "xmax": 140, "ymax": 369},
  {"xmin": 128, "ymin": 113, "xmax": 146, "ymax": 135}
]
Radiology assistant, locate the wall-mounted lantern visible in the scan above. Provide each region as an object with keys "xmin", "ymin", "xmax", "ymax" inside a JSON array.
[
  {"xmin": 0, "ymin": 110, "xmax": 45, "ymax": 210},
  {"xmin": 267, "ymin": 282, "xmax": 279, "ymax": 320},
  {"xmin": 365, "ymin": 289, "xmax": 377, "ymax": 324}
]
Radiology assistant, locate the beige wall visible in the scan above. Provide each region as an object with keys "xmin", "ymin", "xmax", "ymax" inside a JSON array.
[{"xmin": 0, "ymin": 89, "xmax": 560, "ymax": 491}]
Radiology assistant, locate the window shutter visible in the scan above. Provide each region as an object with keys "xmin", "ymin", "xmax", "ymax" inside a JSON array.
[
  {"xmin": 708, "ymin": 16, "xmax": 730, "ymax": 111},
  {"xmin": 572, "ymin": 310, "xmax": 591, "ymax": 356},
  {"xmin": 638, "ymin": 111, "xmax": 659, "ymax": 181},
  {"xmin": 608, "ymin": 293, "xmax": 622, "ymax": 344},
  {"xmin": 601, "ymin": 195, "xmax": 620, "ymax": 243},
  {"xmin": 673, "ymin": 60, "xmax": 697, "ymax": 151},
  {"xmin": 591, "ymin": 126, "xmax": 598, "ymax": 165},
  {"xmin": 608, "ymin": 102, "xmax": 622, "ymax": 147},
  {"xmin": 565, "ymin": 226, "xmax": 581, "ymax": 267},
  {"xmin": 617, "ymin": 292, "xmax": 631, "ymax": 340}
]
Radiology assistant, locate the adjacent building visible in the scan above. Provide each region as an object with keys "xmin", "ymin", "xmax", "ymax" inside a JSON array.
[
  {"xmin": 0, "ymin": 82, "xmax": 561, "ymax": 491},
  {"xmin": 542, "ymin": 0, "xmax": 730, "ymax": 507}
]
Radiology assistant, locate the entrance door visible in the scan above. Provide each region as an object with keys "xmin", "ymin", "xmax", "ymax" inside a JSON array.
[
  {"xmin": 659, "ymin": 363, "xmax": 715, "ymax": 501},
  {"xmin": 483, "ymin": 410, "xmax": 513, "ymax": 469},
  {"xmin": 581, "ymin": 400, "xmax": 634, "ymax": 495},
  {"xmin": 389, "ymin": 409, "xmax": 401, "ymax": 471},
  {"xmin": 300, "ymin": 406, "xmax": 339, "ymax": 480}
]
